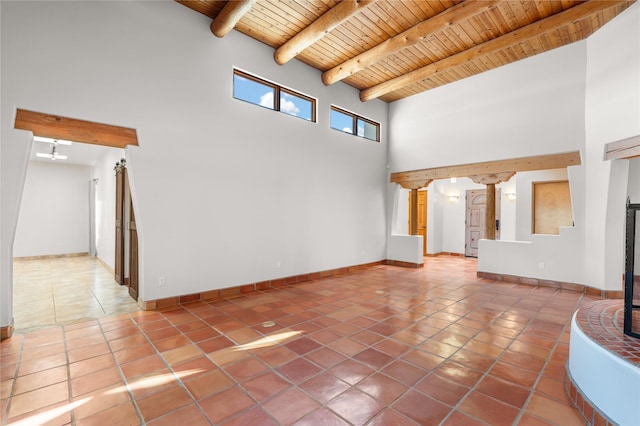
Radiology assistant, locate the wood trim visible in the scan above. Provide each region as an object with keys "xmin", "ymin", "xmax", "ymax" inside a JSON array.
[
  {"xmin": 477, "ymin": 271, "xmax": 623, "ymax": 298},
  {"xmin": 274, "ymin": 0, "xmax": 378, "ymax": 65},
  {"xmin": 322, "ymin": 0, "xmax": 500, "ymax": 86},
  {"xmin": 210, "ymin": 0, "xmax": 256, "ymax": 38},
  {"xmin": 14, "ymin": 109, "xmax": 138, "ymax": 148},
  {"xmin": 1, "ymin": 323, "xmax": 14, "ymax": 340},
  {"xmin": 604, "ymin": 135, "xmax": 640, "ymax": 160},
  {"xmin": 360, "ymin": 0, "xmax": 629, "ymax": 101},
  {"xmin": 391, "ymin": 151, "xmax": 581, "ymax": 187}
]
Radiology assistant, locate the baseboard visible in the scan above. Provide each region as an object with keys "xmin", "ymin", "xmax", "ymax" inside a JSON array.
[
  {"xmin": 476, "ymin": 271, "xmax": 623, "ymax": 298},
  {"xmin": 140, "ymin": 259, "xmax": 423, "ymax": 310},
  {"xmin": 425, "ymin": 252, "xmax": 465, "ymax": 257},
  {"xmin": 1, "ymin": 322, "xmax": 14, "ymax": 340},
  {"xmin": 13, "ymin": 252, "xmax": 89, "ymax": 260},
  {"xmin": 95, "ymin": 256, "xmax": 115, "ymax": 275}
]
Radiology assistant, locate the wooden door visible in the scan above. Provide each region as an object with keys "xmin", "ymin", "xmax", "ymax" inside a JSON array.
[
  {"xmin": 114, "ymin": 168, "xmax": 125, "ymax": 285},
  {"xmin": 408, "ymin": 190, "xmax": 428, "ymax": 255},
  {"xmin": 128, "ymin": 196, "xmax": 139, "ymax": 300},
  {"xmin": 465, "ymin": 189, "xmax": 500, "ymax": 257}
]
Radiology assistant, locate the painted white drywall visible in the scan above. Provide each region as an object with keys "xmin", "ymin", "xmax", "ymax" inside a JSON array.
[
  {"xmin": 585, "ymin": 2, "xmax": 640, "ymax": 291},
  {"xmin": 92, "ymin": 149, "xmax": 125, "ymax": 271},
  {"xmin": 14, "ymin": 162, "xmax": 91, "ymax": 257},
  {"xmin": 629, "ymin": 158, "xmax": 640, "ymax": 203},
  {"xmin": 0, "ymin": 0, "xmax": 389, "ymax": 327}
]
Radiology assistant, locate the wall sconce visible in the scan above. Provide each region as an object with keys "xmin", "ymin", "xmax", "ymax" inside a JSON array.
[
  {"xmin": 506, "ymin": 192, "xmax": 516, "ymax": 201},
  {"xmin": 448, "ymin": 195, "xmax": 459, "ymax": 202}
]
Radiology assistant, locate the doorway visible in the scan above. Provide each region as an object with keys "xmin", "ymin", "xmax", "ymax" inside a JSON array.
[
  {"xmin": 408, "ymin": 190, "xmax": 428, "ymax": 255},
  {"xmin": 115, "ymin": 166, "xmax": 139, "ymax": 300},
  {"xmin": 465, "ymin": 189, "xmax": 500, "ymax": 257}
]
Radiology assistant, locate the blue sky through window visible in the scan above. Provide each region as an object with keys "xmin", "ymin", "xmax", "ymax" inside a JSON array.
[{"xmin": 234, "ymin": 72, "xmax": 313, "ymax": 121}]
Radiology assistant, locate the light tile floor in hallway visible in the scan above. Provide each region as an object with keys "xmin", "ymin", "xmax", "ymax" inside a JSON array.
[
  {"xmin": 12, "ymin": 256, "xmax": 139, "ymax": 333},
  {"xmin": 2, "ymin": 256, "xmax": 596, "ymax": 425}
]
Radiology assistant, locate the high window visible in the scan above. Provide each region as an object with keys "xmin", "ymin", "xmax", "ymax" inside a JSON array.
[
  {"xmin": 330, "ymin": 106, "xmax": 380, "ymax": 142},
  {"xmin": 233, "ymin": 69, "xmax": 316, "ymax": 122}
]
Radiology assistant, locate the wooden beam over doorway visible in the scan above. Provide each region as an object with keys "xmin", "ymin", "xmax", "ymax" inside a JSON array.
[
  {"xmin": 390, "ymin": 151, "xmax": 581, "ymax": 187},
  {"xmin": 14, "ymin": 109, "xmax": 138, "ymax": 148},
  {"xmin": 605, "ymin": 135, "xmax": 640, "ymax": 160}
]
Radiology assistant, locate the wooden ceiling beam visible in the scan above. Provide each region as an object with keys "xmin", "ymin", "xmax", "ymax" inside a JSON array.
[
  {"xmin": 210, "ymin": 0, "xmax": 257, "ymax": 38},
  {"xmin": 361, "ymin": 0, "xmax": 628, "ymax": 102},
  {"xmin": 14, "ymin": 109, "xmax": 138, "ymax": 149},
  {"xmin": 390, "ymin": 151, "xmax": 581, "ymax": 186},
  {"xmin": 322, "ymin": 0, "xmax": 501, "ymax": 86},
  {"xmin": 605, "ymin": 135, "xmax": 640, "ymax": 160},
  {"xmin": 274, "ymin": 0, "xmax": 378, "ymax": 65}
]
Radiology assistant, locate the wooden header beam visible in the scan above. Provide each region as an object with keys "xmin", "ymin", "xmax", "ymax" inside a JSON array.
[
  {"xmin": 14, "ymin": 109, "xmax": 138, "ymax": 149},
  {"xmin": 274, "ymin": 0, "xmax": 377, "ymax": 65},
  {"xmin": 390, "ymin": 151, "xmax": 581, "ymax": 186},
  {"xmin": 360, "ymin": 0, "xmax": 628, "ymax": 102},
  {"xmin": 210, "ymin": 0, "xmax": 256, "ymax": 38},
  {"xmin": 605, "ymin": 135, "xmax": 640, "ymax": 160},
  {"xmin": 322, "ymin": 0, "xmax": 501, "ymax": 86}
]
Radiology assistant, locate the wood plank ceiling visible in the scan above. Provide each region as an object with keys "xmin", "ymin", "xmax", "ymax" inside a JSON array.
[{"xmin": 176, "ymin": 0, "xmax": 634, "ymax": 103}]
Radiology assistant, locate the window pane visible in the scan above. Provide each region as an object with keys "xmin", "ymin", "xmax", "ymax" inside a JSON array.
[
  {"xmin": 357, "ymin": 118, "xmax": 378, "ymax": 141},
  {"xmin": 281, "ymin": 92, "xmax": 313, "ymax": 121},
  {"xmin": 233, "ymin": 73, "xmax": 275, "ymax": 110},
  {"xmin": 331, "ymin": 109, "xmax": 353, "ymax": 134}
]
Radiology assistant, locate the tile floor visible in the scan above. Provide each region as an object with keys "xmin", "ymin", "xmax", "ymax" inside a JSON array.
[
  {"xmin": 12, "ymin": 256, "xmax": 139, "ymax": 333},
  {"xmin": 1, "ymin": 256, "xmax": 597, "ymax": 425}
]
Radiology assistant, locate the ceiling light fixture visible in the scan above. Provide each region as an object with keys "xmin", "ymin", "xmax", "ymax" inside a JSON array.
[
  {"xmin": 34, "ymin": 136, "xmax": 72, "ymax": 146},
  {"xmin": 36, "ymin": 145, "xmax": 67, "ymax": 161}
]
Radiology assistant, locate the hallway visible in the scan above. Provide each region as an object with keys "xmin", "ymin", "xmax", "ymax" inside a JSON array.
[
  {"xmin": 2, "ymin": 256, "xmax": 595, "ymax": 425},
  {"xmin": 12, "ymin": 256, "xmax": 139, "ymax": 333}
]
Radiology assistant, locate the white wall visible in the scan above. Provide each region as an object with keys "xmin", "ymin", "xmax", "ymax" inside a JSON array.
[
  {"xmin": 14, "ymin": 162, "xmax": 91, "ymax": 257},
  {"xmin": 92, "ymin": 149, "xmax": 125, "ymax": 270},
  {"xmin": 0, "ymin": 0, "xmax": 389, "ymax": 327},
  {"xmin": 585, "ymin": 2, "xmax": 640, "ymax": 291},
  {"xmin": 629, "ymin": 158, "xmax": 640, "ymax": 203}
]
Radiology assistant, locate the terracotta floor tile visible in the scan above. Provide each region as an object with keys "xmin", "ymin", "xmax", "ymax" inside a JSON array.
[
  {"xmin": 20, "ymin": 342, "xmax": 65, "ymax": 361},
  {"xmin": 152, "ymin": 334, "xmax": 190, "ymax": 352},
  {"xmin": 305, "ymin": 347, "xmax": 346, "ymax": 369},
  {"xmin": 263, "ymin": 387, "xmax": 320, "ymax": 425},
  {"xmin": 393, "ymin": 389, "xmax": 451, "ymax": 425},
  {"xmin": 367, "ymin": 408, "xmax": 420, "ymax": 425},
  {"xmin": 222, "ymin": 406, "xmax": 279, "ymax": 426},
  {"xmin": 75, "ymin": 402, "xmax": 139, "ymax": 426},
  {"xmin": 241, "ymin": 371, "xmax": 292, "ymax": 402},
  {"xmin": 277, "ymin": 357, "xmax": 322, "ymax": 383},
  {"xmin": 161, "ymin": 344, "xmax": 201, "ymax": 365},
  {"xmin": 524, "ymin": 392, "xmax": 586, "ymax": 425},
  {"xmin": 381, "ymin": 359, "xmax": 428, "ymax": 386},
  {"xmin": 459, "ymin": 390, "xmax": 520, "ymax": 426},
  {"xmin": 12, "ymin": 365, "xmax": 68, "ymax": 395},
  {"xmin": 171, "ymin": 355, "xmax": 217, "ymax": 378},
  {"xmin": 328, "ymin": 359, "xmax": 374, "ymax": 385},
  {"xmin": 185, "ymin": 326, "xmax": 221, "ymax": 342},
  {"xmin": 477, "ymin": 375, "xmax": 531, "ymax": 409},
  {"xmin": 5, "ymin": 400, "xmax": 72, "ymax": 426},
  {"xmin": 113, "ymin": 342, "xmax": 156, "ymax": 365},
  {"xmin": 402, "ymin": 349, "xmax": 446, "ymax": 371},
  {"xmin": 8, "ymin": 381, "xmax": 69, "ymax": 418},
  {"xmin": 441, "ymin": 410, "xmax": 489, "ymax": 426},
  {"xmin": 327, "ymin": 337, "xmax": 367, "ymax": 356},
  {"xmin": 285, "ymin": 336, "xmax": 322, "ymax": 355},
  {"xmin": 327, "ymin": 388, "xmax": 384, "ymax": 424},
  {"xmin": 184, "ymin": 368, "xmax": 234, "ymax": 400},
  {"xmin": 299, "ymin": 372, "xmax": 350, "ymax": 404},
  {"xmin": 68, "ymin": 342, "xmax": 111, "ymax": 363},
  {"xmin": 136, "ymin": 385, "xmax": 194, "ymax": 422},
  {"xmin": 71, "ymin": 367, "xmax": 123, "ymax": 397},
  {"xmin": 435, "ymin": 361, "xmax": 484, "ymax": 388},
  {"xmin": 353, "ymin": 347, "xmax": 395, "ymax": 370},
  {"xmin": 356, "ymin": 372, "xmax": 408, "ymax": 404},
  {"xmin": 109, "ymin": 334, "xmax": 149, "ymax": 353},
  {"xmin": 120, "ymin": 354, "xmax": 166, "ymax": 380},
  {"xmin": 127, "ymin": 368, "xmax": 178, "ymax": 399},
  {"xmin": 69, "ymin": 353, "xmax": 116, "ymax": 378},
  {"xmin": 199, "ymin": 386, "xmax": 255, "ymax": 424},
  {"xmin": 293, "ymin": 407, "xmax": 350, "ymax": 426},
  {"xmin": 72, "ymin": 383, "xmax": 131, "ymax": 421},
  {"xmin": 415, "ymin": 373, "xmax": 469, "ymax": 406},
  {"xmin": 17, "ymin": 352, "xmax": 67, "ymax": 376},
  {"xmin": 489, "ymin": 361, "xmax": 539, "ymax": 388}
]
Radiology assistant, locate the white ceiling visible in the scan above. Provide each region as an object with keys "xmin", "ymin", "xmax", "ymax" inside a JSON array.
[{"xmin": 30, "ymin": 139, "xmax": 123, "ymax": 167}]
